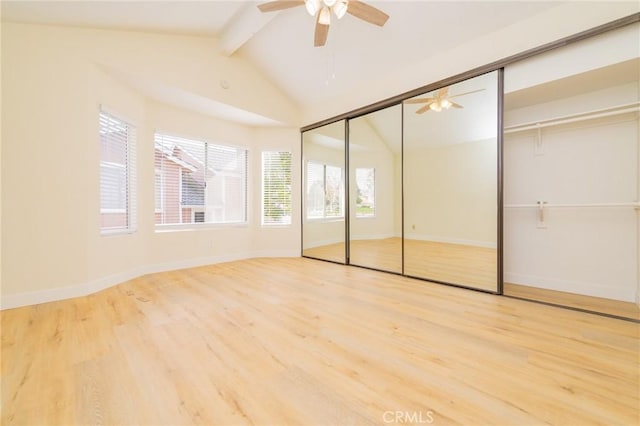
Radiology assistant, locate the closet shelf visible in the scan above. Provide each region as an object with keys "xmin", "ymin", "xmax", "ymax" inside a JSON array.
[
  {"xmin": 504, "ymin": 101, "xmax": 640, "ymax": 134},
  {"xmin": 505, "ymin": 202, "xmax": 640, "ymax": 209}
]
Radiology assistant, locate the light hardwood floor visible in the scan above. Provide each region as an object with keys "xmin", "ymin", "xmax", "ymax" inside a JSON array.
[
  {"xmin": 505, "ymin": 282, "xmax": 640, "ymax": 321},
  {"xmin": 304, "ymin": 238, "xmax": 497, "ymax": 291},
  {"xmin": 2, "ymin": 258, "xmax": 639, "ymax": 425}
]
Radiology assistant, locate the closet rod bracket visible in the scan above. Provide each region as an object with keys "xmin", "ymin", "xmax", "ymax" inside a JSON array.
[{"xmin": 537, "ymin": 200, "xmax": 547, "ymax": 228}]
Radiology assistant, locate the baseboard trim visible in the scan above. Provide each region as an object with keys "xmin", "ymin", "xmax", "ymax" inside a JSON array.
[
  {"xmin": 404, "ymin": 233, "xmax": 497, "ymax": 249},
  {"xmin": 0, "ymin": 250, "xmax": 300, "ymax": 310}
]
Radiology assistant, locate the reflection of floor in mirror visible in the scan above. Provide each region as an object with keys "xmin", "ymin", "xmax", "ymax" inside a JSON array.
[
  {"xmin": 303, "ymin": 242, "xmax": 346, "ymax": 264},
  {"xmin": 504, "ymin": 283, "xmax": 640, "ymax": 321},
  {"xmin": 350, "ymin": 238, "xmax": 402, "ymax": 273},
  {"xmin": 404, "ymin": 239, "xmax": 497, "ymax": 292},
  {"xmin": 304, "ymin": 238, "xmax": 497, "ymax": 292}
]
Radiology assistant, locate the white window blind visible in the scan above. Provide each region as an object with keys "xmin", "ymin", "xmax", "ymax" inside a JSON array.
[
  {"xmin": 262, "ymin": 151, "xmax": 292, "ymax": 226},
  {"xmin": 154, "ymin": 133, "xmax": 247, "ymax": 226},
  {"xmin": 355, "ymin": 168, "xmax": 375, "ymax": 217},
  {"xmin": 99, "ymin": 110, "xmax": 136, "ymax": 234},
  {"xmin": 305, "ymin": 161, "xmax": 344, "ymax": 219}
]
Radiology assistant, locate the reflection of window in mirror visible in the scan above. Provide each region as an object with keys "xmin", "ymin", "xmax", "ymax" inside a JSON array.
[
  {"xmin": 306, "ymin": 161, "xmax": 344, "ymax": 219},
  {"xmin": 355, "ymin": 168, "xmax": 375, "ymax": 218}
]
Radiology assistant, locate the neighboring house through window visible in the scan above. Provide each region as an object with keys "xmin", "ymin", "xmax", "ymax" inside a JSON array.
[{"xmin": 154, "ymin": 133, "xmax": 247, "ymax": 226}]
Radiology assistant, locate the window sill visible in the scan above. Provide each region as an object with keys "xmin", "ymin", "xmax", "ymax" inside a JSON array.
[
  {"xmin": 101, "ymin": 228, "xmax": 136, "ymax": 237},
  {"xmin": 305, "ymin": 217, "xmax": 345, "ymax": 224},
  {"xmin": 155, "ymin": 222, "xmax": 249, "ymax": 233}
]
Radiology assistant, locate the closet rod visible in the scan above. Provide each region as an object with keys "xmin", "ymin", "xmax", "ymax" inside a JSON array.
[
  {"xmin": 505, "ymin": 202, "xmax": 640, "ymax": 208},
  {"xmin": 504, "ymin": 102, "xmax": 640, "ymax": 134}
]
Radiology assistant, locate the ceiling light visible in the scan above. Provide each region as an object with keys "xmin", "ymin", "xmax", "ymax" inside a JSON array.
[
  {"xmin": 305, "ymin": 0, "xmax": 320, "ymax": 16},
  {"xmin": 429, "ymin": 102, "xmax": 442, "ymax": 112},
  {"xmin": 323, "ymin": 0, "xmax": 338, "ymax": 7},
  {"xmin": 333, "ymin": 0, "xmax": 348, "ymax": 19},
  {"xmin": 319, "ymin": 6, "xmax": 331, "ymax": 25},
  {"xmin": 441, "ymin": 99, "xmax": 452, "ymax": 109}
]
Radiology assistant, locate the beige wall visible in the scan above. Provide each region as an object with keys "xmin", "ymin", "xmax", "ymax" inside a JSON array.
[
  {"xmin": 1, "ymin": 22, "xmax": 300, "ymax": 307},
  {"xmin": 404, "ymin": 138, "xmax": 498, "ymax": 247}
]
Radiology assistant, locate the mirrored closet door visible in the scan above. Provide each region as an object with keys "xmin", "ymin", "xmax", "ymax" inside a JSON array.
[
  {"xmin": 348, "ymin": 105, "xmax": 402, "ymax": 273},
  {"xmin": 503, "ymin": 23, "xmax": 639, "ymax": 320},
  {"xmin": 402, "ymin": 71, "xmax": 500, "ymax": 292},
  {"xmin": 302, "ymin": 120, "xmax": 347, "ymax": 263}
]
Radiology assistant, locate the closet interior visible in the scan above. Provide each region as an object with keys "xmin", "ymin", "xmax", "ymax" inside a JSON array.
[{"xmin": 503, "ymin": 24, "xmax": 639, "ymax": 320}]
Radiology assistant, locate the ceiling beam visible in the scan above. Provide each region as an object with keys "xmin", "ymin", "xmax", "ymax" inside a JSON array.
[{"xmin": 219, "ymin": 3, "xmax": 278, "ymax": 57}]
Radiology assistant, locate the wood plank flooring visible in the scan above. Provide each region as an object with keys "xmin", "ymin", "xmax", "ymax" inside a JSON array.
[
  {"xmin": 505, "ymin": 282, "xmax": 640, "ymax": 321},
  {"xmin": 2, "ymin": 258, "xmax": 639, "ymax": 425}
]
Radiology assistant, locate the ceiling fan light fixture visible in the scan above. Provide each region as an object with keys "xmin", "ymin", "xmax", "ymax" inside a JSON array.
[
  {"xmin": 319, "ymin": 6, "xmax": 331, "ymax": 25},
  {"xmin": 305, "ymin": 0, "xmax": 320, "ymax": 16},
  {"xmin": 429, "ymin": 102, "xmax": 442, "ymax": 112},
  {"xmin": 323, "ymin": 0, "xmax": 338, "ymax": 7},
  {"xmin": 333, "ymin": 0, "xmax": 348, "ymax": 19},
  {"xmin": 441, "ymin": 99, "xmax": 452, "ymax": 109}
]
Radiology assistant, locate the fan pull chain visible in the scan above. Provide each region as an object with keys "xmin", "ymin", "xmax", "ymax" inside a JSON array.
[{"xmin": 325, "ymin": 20, "xmax": 338, "ymax": 86}]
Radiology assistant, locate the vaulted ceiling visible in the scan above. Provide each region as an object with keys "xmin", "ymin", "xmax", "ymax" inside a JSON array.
[{"xmin": 2, "ymin": 1, "xmax": 638, "ymax": 127}]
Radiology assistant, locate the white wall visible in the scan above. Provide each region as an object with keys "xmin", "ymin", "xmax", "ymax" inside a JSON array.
[{"xmin": 1, "ymin": 22, "xmax": 301, "ymax": 309}]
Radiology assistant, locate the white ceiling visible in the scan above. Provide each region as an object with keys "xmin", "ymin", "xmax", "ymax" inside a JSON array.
[
  {"xmin": 0, "ymin": 1, "xmax": 245, "ymax": 36},
  {"xmin": 1, "ymin": 0, "xmax": 567, "ymax": 121}
]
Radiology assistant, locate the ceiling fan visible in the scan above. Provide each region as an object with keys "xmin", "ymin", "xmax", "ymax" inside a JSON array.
[
  {"xmin": 257, "ymin": 0, "xmax": 389, "ymax": 47},
  {"xmin": 404, "ymin": 87, "xmax": 485, "ymax": 113}
]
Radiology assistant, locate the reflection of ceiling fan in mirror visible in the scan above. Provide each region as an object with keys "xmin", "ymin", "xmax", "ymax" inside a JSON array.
[
  {"xmin": 405, "ymin": 87, "xmax": 485, "ymax": 113},
  {"xmin": 257, "ymin": 0, "xmax": 389, "ymax": 47}
]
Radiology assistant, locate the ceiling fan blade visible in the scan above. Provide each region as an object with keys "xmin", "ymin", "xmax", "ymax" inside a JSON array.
[
  {"xmin": 257, "ymin": 0, "xmax": 304, "ymax": 13},
  {"xmin": 450, "ymin": 102, "xmax": 464, "ymax": 109},
  {"xmin": 438, "ymin": 87, "xmax": 449, "ymax": 98},
  {"xmin": 314, "ymin": 19, "xmax": 329, "ymax": 47},
  {"xmin": 416, "ymin": 103, "xmax": 433, "ymax": 114},
  {"xmin": 347, "ymin": 0, "xmax": 389, "ymax": 26},
  {"xmin": 404, "ymin": 97, "xmax": 436, "ymax": 105},
  {"xmin": 448, "ymin": 88, "xmax": 485, "ymax": 99}
]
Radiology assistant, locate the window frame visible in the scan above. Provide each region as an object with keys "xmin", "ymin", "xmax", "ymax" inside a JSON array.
[
  {"xmin": 262, "ymin": 151, "xmax": 293, "ymax": 227},
  {"xmin": 154, "ymin": 132, "xmax": 249, "ymax": 230},
  {"xmin": 99, "ymin": 109, "xmax": 136, "ymax": 236}
]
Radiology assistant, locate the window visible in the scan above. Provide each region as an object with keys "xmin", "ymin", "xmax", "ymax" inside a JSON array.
[
  {"xmin": 154, "ymin": 133, "xmax": 247, "ymax": 226},
  {"xmin": 355, "ymin": 168, "xmax": 375, "ymax": 217},
  {"xmin": 99, "ymin": 110, "xmax": 136, "ymax": 234},
  {"xmin": 154, "ymin": 169, "xmax": 163, "ymax": 213},
  {"xmin": 262, "ymin": 151, "xmax": 292, "ymax": 226},
  {"xmin": 306, "ymin": 161, "xmax": 344, "ymax": 219}
]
